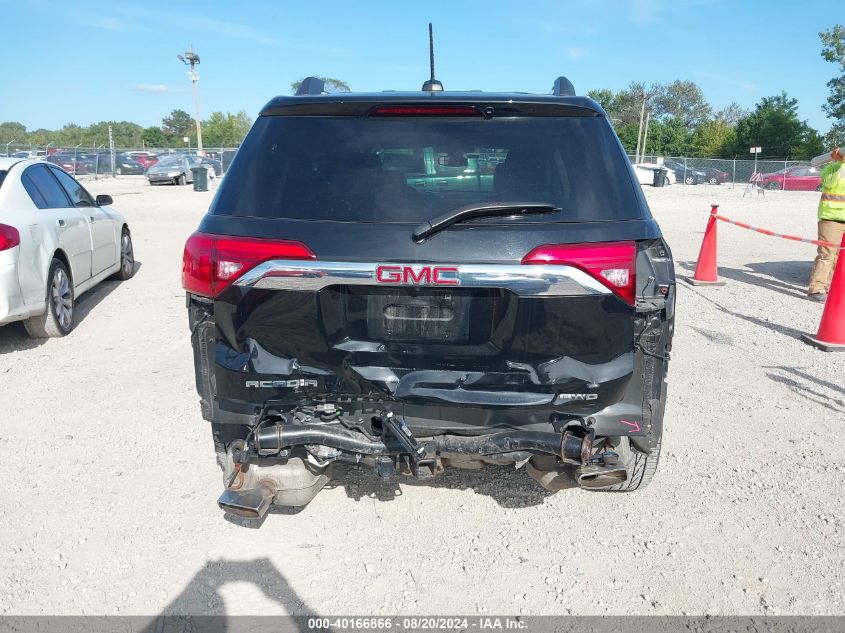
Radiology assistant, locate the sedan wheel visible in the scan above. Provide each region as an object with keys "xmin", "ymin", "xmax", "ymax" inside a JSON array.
[
  {"xmin": 23, "ymin": 258, "xmax": 74, "ymax": 338},
  {"xmin": 708, "ymin": 177, "xmax": 718, "ymax": 185},
  {"xmin": 684, "ymin": 175, "xmax": 696, "ymax": 185},
  {"xmin": 113, "ymin": 228, "xmax": 135, "ymax": 281}
]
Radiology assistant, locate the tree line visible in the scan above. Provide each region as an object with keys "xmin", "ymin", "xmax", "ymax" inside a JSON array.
[{"xmin": 0, "ymin": 109, "xmax": 253, "ymax": 151}]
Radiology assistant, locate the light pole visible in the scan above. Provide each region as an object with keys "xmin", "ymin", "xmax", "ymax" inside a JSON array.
[
  {"xmin": 46, "ymin": 141, "xmax": 54, "ymax": 156},
  {"xmin": 5, "ymin": 139, "xmax": 15, "ymax": 156},
  {"xmin": 73, "ymin": 143, "xmax": 82, "ymax": 176},
  {"xmin": 177, "ymin": 46, "xmax": 203, "ymax": 156}
]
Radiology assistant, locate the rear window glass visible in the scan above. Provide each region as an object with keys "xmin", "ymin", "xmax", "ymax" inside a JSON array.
[{"xmin": 211, "ymin": 115, "xmax": 643, "ymax": 223}]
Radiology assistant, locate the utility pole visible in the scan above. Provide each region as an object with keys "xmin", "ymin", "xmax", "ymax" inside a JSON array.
[
  {"xmin": 634, "ymin": 95, "xmax": 646, "ymax": 164},
  {"xmin": 641, "ymin": 112, "xmax": 651, "ymax": 163},
  {"xmin": 178, "ymin": 46, "xmax": 203, "ymax": 156}
]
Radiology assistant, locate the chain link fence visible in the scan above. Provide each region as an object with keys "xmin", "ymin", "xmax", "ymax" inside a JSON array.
[
  {"xmin": 1, "ymin": 144, "xmax": 240, "ymax": 178},
  {"xmin": 628, "ymin": 154, "xmax": 821, "ymax": 191}
]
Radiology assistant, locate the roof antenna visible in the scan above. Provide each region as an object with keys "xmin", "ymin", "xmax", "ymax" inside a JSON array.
[{"xmin": 421, "ymin": 23, "xmax": 444, "ymax": 91}]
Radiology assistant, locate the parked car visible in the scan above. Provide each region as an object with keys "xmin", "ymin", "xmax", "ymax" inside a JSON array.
[
  {"xmin": 0, "ymin": 158, "xmax": 135, "ymax": 337},
  {"xmin": 663, "ymin": 160, "xmax": 706, "ymax": 185},
  {"xmin": 124, "ymin": 151, "xmax": 158, "ymax": 169},
  {"xmin": 113, "ymin": 154, "xmax": 146, "ymax": 175},
  {"xmin": 46, "ymin": 153, "xmax": 88, "ymax": 175},
  {"xmin": 633, "ymin": 162, "xmax": 676, "ymax": 186},
  {"xmin": 146, "ymin": 154, "xmax": 197, "ymax": 185},
  {"xmin": 760, "ymin": 165, "xmax": 821, "ymax": 191},
  {"xmin": 700, "ymin": 166, "xmax": 730, "ymax": 185},
  {"xmin": 182, "ymin": 76, "xmax": 676, "ymax": 518}
]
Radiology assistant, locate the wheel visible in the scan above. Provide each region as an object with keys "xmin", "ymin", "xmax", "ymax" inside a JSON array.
[
  {"xmin": 23, "ymin": 258, "xmax": 74, "ymax": 338},
  {"xmin": 766, "ymin": 181, "xmax": 781, "ymax": 190},
  {"xmin": 816, "ymin": 184, "xmax": 823, "ymax": 192},
  {"xmin": 111, "ymin": 227, "xmax": 135, "ymax": 281},
  {"xmin": 116, "ymin": 167, "xmax": 123, "ymax": 175},
  {"xmin": 708, "ymin": 177, "xmax": 718, "ymax": 185},
  {"xmin": 177, "ymin": 174, "xmax": 187, "ymax": 186},
  {"xmin": 684, "ymin": 175, "xmax": 696, "ymax": 185},
  {"xmin": 594, "ymin": 436, "xmax": 661, "ymax": 492}
]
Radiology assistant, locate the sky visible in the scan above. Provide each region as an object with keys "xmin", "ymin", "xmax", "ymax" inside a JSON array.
[{"xmin": 1, "ymin": 0, "xmax": 840, "ymax": 133}]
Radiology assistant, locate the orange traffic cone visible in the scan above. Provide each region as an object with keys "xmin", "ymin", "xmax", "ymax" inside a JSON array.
[
  {"xmin": 685, "ymin": 204, "xmax": 726, "ymax": 286},
  {"xmin": 802, "ymin": 233, "xmax": 845, "ymax": 352}
]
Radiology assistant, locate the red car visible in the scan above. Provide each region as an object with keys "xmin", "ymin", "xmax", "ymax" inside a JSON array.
[
  {"xmin": 125, "ymin": 152, "xmax": 159, "ymax": 169},
  {"xmin": 760, "ymin": 165, "xmax": 821, "ymax": 191},
  {"xmin": 45, "ymin": 154, "xmax": 88, "ymax": 175}
]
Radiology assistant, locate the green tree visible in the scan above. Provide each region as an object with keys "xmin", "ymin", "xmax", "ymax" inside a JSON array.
[
  {"xmin": 201, "ymin": 111, "xmax": 253, "ymax": 147},
  {"xmin": 586, "ymin": 89, "xmax": 615, "ymax": 112},
  {"xmin": 0, "ymin": 121, "xmax": 28, "ymax": 144},
  {"xmin": 732, "ymin": 93, "xmax": 816, "ymax": 158},
  {"xmin": 161, "ymin": 109, "xmax": 195, "ymax": 141},
  {"xmin": 820, "ymin": 25, "xmax": 845, "ymax": 124},
  {"xmin": 290, "ymin": 76, "xmax": 350, "ymax": 94},
  {"xmin": 651, "ymin": 80, "xmax": 711, "ymax": 127},
  {"xmin": 689, "ymin": 119, "xmax": 736, "ymax": 157},
  {"xmin": 715, "ymin": 103, "xmax": 749, "ymax": 126},
  {"xmin": 142, "ymin": 126, "xmax": 168, "ymax": 148},
  {"xmin": 644, "ymin": 117, "xmax": 692, "ymax": 156}
]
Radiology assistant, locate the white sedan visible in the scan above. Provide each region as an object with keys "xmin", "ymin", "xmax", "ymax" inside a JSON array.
[
  {"xmin": 0, "ymin": 158, "xmax": 134, "ymax": 337},
  {"xmin": 633, "ymin": 162, "xmax": 676, "ymax": 186}
]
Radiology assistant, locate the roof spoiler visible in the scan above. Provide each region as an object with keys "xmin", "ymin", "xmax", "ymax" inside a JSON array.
[{"xmin": 552, "ymin": 76, "xmax": 576, "ymax": 97}]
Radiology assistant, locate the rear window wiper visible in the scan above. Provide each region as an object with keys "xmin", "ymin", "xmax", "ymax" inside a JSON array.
[{"xmin": 412, "ymin": 202, "xmax": 561, "ymax": 242}]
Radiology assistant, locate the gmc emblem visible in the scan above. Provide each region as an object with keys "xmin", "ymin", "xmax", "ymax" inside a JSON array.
[{"xmin": 375, "ymin": 265, "xmax": 460, "ymax": 286}]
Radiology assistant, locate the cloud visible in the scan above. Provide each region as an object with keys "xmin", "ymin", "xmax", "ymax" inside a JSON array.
[
  {"xmin": 566, "ymin": 47, "xmax": 589, "ymax": 60},
  {"xmin": 134, "ymin": 83, "xmax": 182, "ymax": 93}
]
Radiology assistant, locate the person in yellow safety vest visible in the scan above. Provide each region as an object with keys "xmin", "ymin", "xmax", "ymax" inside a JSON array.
[{"xmin": 808, "ymin": 147, "xmax": 845, "ymax": 302}]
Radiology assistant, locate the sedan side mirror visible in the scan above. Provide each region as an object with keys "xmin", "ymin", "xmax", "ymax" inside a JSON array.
[{"xmin": 95, "ymin": 194, "xmax": 113, "ymax": 206}]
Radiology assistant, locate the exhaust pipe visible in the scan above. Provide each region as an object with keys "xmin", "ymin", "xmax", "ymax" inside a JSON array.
[
  {"xmin": 576, "ymin": 467, "xmax": 628, "ymax": 489},
  {"xmin": 217, "ymin": 483, "xmax": 275, "ymax": 519}
]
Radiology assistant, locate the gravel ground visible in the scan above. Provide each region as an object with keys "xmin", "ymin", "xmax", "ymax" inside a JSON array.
[{"xmin": 1, "ymin": 178, "xmax": 843, "ymax": 616}]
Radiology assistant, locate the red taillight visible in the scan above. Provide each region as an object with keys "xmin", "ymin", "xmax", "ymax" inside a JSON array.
[
  {"xmin": 0, "ymin": 224, "xmax": 20, "ymax": 252},
  {"xmin": 522, "ymin": 241, "xmax": 637, "ymax": 305},
  {"xmin": 182, "ymin": 232, "xmax": 315, "ymax": 298},
  {"xmin": 369, "ymin": 105, "xmax": 482, "ymax": 117}
]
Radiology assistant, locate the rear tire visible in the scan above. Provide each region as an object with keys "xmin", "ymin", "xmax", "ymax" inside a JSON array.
[
  {"xmin": 767, "ymin": 182, "xmax": 781, "ymax": 190},
  {"xmin": 708, "ymin": 176, "xmax": 718, "ymax": 185},
  {"xmin": 590, "ymin": 436, "xmax": 661, "ymax": 492},
  {"xmin": 23, "ymin": 258, "xmax": 74, "ymax": 338},
  {"xmin": 177, "ymin": 174, "xmax": 186, "ymax": 186}
]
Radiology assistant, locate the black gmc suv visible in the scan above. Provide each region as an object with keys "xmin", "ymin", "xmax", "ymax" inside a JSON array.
[{"xmin": 182, "ymin": 76, "xmax": 675, "ymax": 518}]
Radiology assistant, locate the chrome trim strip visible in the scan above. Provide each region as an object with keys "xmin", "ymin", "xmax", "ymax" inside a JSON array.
[{"xmin": 234, "ymin": 260, "xmax": 610, "ymax": 297}]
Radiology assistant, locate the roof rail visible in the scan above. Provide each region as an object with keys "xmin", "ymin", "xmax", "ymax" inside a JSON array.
[
  {"xmin": 552, "ymin": 76, "xmax": 576, "ymax": 97},
  {"xmin": 295, "ymin": 76, "xmax": 326, "ymax": 96}
]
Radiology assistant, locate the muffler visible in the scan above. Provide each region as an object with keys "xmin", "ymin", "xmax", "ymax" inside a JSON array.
[{"xmin": 217, "ymin": 483, "xmax": 275, "ymax": 519}]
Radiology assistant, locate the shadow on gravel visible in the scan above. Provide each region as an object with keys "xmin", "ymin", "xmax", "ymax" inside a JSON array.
[
  {"xmin": 140, "ymin": 557, "xmax": 314, "ymax": 630},
  {"xmin": 0, "ymin": 261, "xmax": 143, "ymax": 355},
  {"xmin": 677, "ymin": 260, "xmax": 810, "ymax": 300},
  {"xmin": 678, "ymin": 278, "xmax": 808, "ymax": 340},
  {"xmin": 764, "ymin": 366, "xmax": 845, "ymax": 413},
  {"xmin": 328, "ymin": 463, "xmax": 555, "ymax": 508}
]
